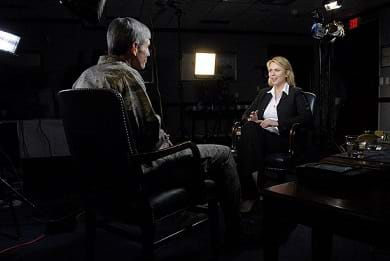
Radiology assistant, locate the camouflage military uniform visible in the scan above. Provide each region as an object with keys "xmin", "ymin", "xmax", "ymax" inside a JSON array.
[{"xmin": 73, "ymin": 55, "xmax": 170, "ymax": 151}]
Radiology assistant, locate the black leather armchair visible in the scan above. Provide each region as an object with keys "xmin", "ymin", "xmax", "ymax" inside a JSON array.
[
  {"xmin": 232, "ymin": 91, "xmax": 316, "ymax": 185},
  {"xmin": 57, "ymin": 88, "xmax": 219, "ymax": 261}
]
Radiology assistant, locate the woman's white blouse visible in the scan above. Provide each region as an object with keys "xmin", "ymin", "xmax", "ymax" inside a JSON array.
[{"xmin": 263, "ymin": 83, "xmax": 290, "ymax": 135}]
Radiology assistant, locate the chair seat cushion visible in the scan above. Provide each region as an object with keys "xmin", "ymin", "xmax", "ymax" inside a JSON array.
[
  {"xmin": 150, "ymin": 187, "xmax": 191, "ymax": 219},
  {"xmin": 265, "ymin": 152, "xmax": 291, "ymax": 169},
  {"xmin": 96, "ymin": 178, "xmax": 216, "ymax": 223},
  {"xmin": 93, "ymin": 186, "xmax": 191, "ymax": 221},
  {"xmin": 150, "ymin": 179, "xmax": 217, "ymax": 219}
]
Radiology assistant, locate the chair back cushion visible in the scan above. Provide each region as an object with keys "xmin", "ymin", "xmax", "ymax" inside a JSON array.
[
  {"xmin": 57, "ymin": 88, "xmax": 140, "ymax": 192},
  {"xmin": 58, "ymin": 88, "xmax": 204, "ymax": 220},
  {"xmin": 303, "ymin": 91, "xmax": 316, "ymax": 114},
  {"xmin": 265, "ymin": 91, "xmax": 317, "ymax": 172}
]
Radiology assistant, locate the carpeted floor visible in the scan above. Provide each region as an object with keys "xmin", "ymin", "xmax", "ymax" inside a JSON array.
[{"xmin": 1, "ymin": 198, "xmax": 390, "ymax": 261}]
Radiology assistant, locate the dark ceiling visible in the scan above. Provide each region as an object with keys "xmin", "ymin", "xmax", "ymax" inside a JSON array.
[{"xmin": 1, "ymin": 0, "xmax": 390, "ymax": 33}]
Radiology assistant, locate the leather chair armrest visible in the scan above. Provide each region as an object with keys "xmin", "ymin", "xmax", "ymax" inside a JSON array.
[
  {"xmin": 129, "ymin": 141, "xmax": 200, "ymax": 164},
  {"xmin": 289, "ymin": 123, "xmax": 312, "ymax": 157},
  {"xmin": 289, "ymin": 122, "xmax": 301, "ymax": 156},
  {"xmin": 233, "ymin": 121, "xmax": 242, "ymax": 128},
  {"xmin": 132, "ymin": 141, "xmax": 205, "ymax": 199}
]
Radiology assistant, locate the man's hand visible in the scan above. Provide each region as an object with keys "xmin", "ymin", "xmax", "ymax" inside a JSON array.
[{"xmin": 157, "ymin": 130, "xmax": 173, "ymax": 149}]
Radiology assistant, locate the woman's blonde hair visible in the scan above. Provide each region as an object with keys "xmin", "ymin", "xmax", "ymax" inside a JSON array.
[{"xmin": 266, "ymin": 56, "xmax": 296, "ymax": 87}]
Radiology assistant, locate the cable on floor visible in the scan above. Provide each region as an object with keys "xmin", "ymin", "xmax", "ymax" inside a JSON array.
[{"xmin": 0, "ymin": 234, "xmax": 46, "ymax": 255}]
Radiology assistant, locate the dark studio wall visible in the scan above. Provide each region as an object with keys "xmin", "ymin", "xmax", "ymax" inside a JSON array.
[
  {"xmin": 379, "ymin": 6, "xmax": 390, "ymax": 131},
  {"xmin": 333, "ymin": 20, "xmax": 379, "ymax": 142},
  {"xmin": 0, "ymin": 15, "xmax": 317, "ymax": 139},
  {"xmin": 1, "ymin": 4, "xmax": 389, "ymax": 144},
  {"xmin": 151, "ymin": 30, "xmax": 316, "ymax": 138},
  {"xmin": 0, "ymin": 20, "xmax": 107, "ymax": 119}
]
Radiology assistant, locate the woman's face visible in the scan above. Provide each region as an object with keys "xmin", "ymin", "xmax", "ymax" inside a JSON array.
[{"xmin": 268, "ymin": 62, "xmax": 287, "ymax": 88}]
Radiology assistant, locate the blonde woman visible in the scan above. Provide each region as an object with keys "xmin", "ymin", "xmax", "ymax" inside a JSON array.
[{"xmin": 237, "ymin": 56, "xmax": 312, "ymax": 212}]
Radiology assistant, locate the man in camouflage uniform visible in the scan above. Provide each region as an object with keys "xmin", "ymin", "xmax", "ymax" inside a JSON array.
[{"xmin": 73, "ymin": 17, "xmax": 241, "ymax": 245}]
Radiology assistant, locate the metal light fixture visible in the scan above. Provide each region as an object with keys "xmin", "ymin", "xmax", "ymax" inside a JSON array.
[
  {"xmin": 0, "ymin": 30, "xmax": 20, "ymax": 54},
  {"xmin": 59, "ymin": 0, "xmax": 107, "ymax": 23},
  {"xmin": 194, "ymin": 52, "xmax": 216, "ymax": 77},
  {"xmin": 311, "ymin": 20, "xmax": 345, "ymax": 41},
  {"xmin": 311, "ymin": 9, "xmax": 344, "ymax": 41},
  {"xmin": 311, "ymin": 23, "xmax": 327, "ymax": 39},
  {"xmin": 327, "ymin": 20, "xmax": 345, "ymax": 42},
  {"xmin": 323, "ymin": 0, "xmax": 342, "ymax": 11},
  {"xmin": 327, "ymin": 21, "xmax": 345, "ymax": 37}
]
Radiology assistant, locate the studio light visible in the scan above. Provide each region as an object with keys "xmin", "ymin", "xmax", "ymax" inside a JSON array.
[
  {"xmin": 323, "ymin": 0, "xmax": 342, "ymax": 11},
  {"xmin": 0, "ymin": 30, "xmax": 20, "ymax": 54},
  {"xmin": 311, "ymin": 23, "xmax": 326, "ymax": 40},
  {"xmin": 327, "ymin": 20, "xmax": 345, "ymax": 38},
  {"xmin": 311, "ymin": 9, "xmax": 344, "ymax": 41},
  {"xmin": 194, "ymin": 52, "xmax": 216, "ymax": 77},
  {"xmin": 311, "ymin": 20, "xmax": 345, "ymax": 41}
]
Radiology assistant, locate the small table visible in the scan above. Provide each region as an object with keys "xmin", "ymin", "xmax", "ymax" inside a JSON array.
[{"xmin": 263, "ymin": 179, "xmax": 390, "ymax": 260}]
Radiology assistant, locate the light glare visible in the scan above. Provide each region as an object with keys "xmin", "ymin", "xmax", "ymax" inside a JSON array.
[
  {"xmin": 324, "ymin": 1, "xmax": 341, "ymax": 11},
  {"xmin": 195, "ymin": 53, "xmax": 216, "ymax": 76},
  {"xmin": 0, "ymin": 30, "xmax": 20, "ymax": 54}
]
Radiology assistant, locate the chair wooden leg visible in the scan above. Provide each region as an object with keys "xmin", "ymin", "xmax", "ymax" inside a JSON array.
[
  {"xmin": 141, "ymin": 218, "xmax": 155, "ymax": 261},
  {"xmin": 257, "ymin": 171, "xmax": 266, "ymax": 193},
  {"xmin": 208, "ymin": 199, "xmax": 219, "ymax": 259},
  {"xmin": 85, "ymin": 207, "xmax": 96, "ymax": 261}
]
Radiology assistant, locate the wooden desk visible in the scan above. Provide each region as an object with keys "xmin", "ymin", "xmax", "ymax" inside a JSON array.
[
  {"xmin": 263, "ymin": 181, "xmax": 390, "ymax": 261},
  {"xmin": 322, "ymin": 149, "xmax": 390, "ymax": 171}
]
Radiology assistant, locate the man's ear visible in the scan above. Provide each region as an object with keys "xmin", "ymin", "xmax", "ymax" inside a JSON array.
[{"xmin": 130, "ymin": 42, "xmax": 138, "ymax": 56}]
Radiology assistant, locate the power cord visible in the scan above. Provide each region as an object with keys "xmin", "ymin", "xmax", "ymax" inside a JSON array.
[
  {"xmin": 0, "ymin": 144, "xmax": 83, "ymax": 236},
  {"xmin": 0, "ymin": 234, "xmax": 46, "ymax": 255}
]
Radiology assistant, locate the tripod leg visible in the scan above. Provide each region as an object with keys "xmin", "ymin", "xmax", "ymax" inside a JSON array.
[
  {"xmin": 0, "ymin": 173, "xmax": 42, "ymax": 240},
  {"xmin": 0, "ymin": 179, "xmax": 21, "ymax": 240},
  {"xmin": 8, "ymin": 197, "xmax": 21, "ymax": 239},
  {"xmin": 0, "ymin": 176, "xmax": 37, "ymax": 209}
]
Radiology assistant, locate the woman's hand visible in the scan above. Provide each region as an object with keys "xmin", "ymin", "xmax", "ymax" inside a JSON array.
[
  {"xmin": 258, "ymin": 119, "xmax": 278, "ymax": 128},
  {"xmin": 248, "ymin": 110, "xmax": 259, "ymax": 122},
  {"xmin": 248, "ymin": 111, "xmax": 278, "ymax": 129}
]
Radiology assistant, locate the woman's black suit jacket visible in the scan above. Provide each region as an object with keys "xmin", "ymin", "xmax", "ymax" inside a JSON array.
[{"xmin": 242, "ymin": 86, "xmax": 313, "ymax": 137}]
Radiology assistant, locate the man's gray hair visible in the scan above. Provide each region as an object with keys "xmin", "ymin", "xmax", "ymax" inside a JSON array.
[{"xmin": 107, "ymin": 17, "xmax": 151, "ymax": 56}]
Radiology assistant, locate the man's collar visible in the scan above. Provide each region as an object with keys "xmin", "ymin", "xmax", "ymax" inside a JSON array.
[{"xmin": 98, "ymin": 55, "xmax": 130, "ymax": 65}]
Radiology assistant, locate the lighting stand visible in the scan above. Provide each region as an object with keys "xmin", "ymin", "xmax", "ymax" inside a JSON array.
[
  {"xmin": 317, "ymin": 39, "xmax": 342, "ymax": 154},
  {"xmin": 0, "ymin": 176, "xmax": 21, "ymax": 239},
  {"xmin": 174, "ymin": 7, "xmax": 189, "ymax": 140},
  {"xmin": 176, "ymin": 9, "xmax": 184, "ymax": 139},
  {"xmin": 312, "ymin": 7, "xmax": 345, "ymax": 155},
  {"xmin": 0, "ymin": 175, "xmax": 37, "ymax": 210},
  {"xmin": 0, "ymin": 149, "xmax": 38, "ymax": 240}
]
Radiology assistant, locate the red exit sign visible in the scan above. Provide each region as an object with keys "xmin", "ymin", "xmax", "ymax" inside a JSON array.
[{"xmin": 349, "ymin": 17, "xmax": 359, "ymax": 30}]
